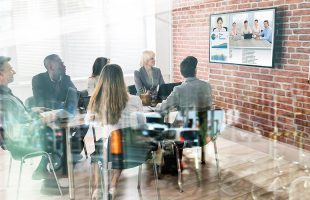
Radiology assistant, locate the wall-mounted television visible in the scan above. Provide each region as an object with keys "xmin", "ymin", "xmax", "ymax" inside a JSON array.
[{"xmin": 209, "ymin": 8, "xmax": 275, "ymax": 68}]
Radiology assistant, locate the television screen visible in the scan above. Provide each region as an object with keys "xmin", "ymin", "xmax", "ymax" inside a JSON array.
[{"xmin": 209, "ymin": 8, "xmax": 275, "ymax": 68}]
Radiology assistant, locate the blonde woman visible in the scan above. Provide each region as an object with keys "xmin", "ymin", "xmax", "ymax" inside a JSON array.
[
  {"xmin": 134, "ymin": 50, "xmax": 165, "ymax": 96},
  {"xmin": 88, "ymin": 64, "xmax": 144, "ymax": 199}
]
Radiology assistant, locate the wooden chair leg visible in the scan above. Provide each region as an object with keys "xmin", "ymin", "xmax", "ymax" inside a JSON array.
[
  {"xmin": 152, "ymin": 151, "xmax": 161, "ymax": 200},
  {"xmin": 174, "ymin": 142, "xmax": 183, "ymax": 192},
  {"xmin": 137, "ymin": 165, "xmax": 142, "ymax": 190},
  {"xmin": 213, "ymin": 139, "xmax": 221, "ymax": 180}
]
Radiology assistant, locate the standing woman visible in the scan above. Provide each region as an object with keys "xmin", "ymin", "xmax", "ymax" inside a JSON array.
[
  {"xmin": 88, "ymin": 64, "xmax": 144, "ymax": 199},
  {"xmin": 134, "ymin": 50, "xmax": 165, "ymax": 96},
  {"xmin": 88, "ymin": 57, "xmax": 109, "ymax": 95}
]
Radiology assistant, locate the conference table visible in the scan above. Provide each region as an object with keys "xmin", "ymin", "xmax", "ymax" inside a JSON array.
[
  {"xmin": 43, "ymin": 105, "xmax": 224, "ymax": 199},
  {"xmin": 43, "ymin": 108, "xmax": 164, "ymax": 200},
  {"xmin": 229, "ymin": 38, "xmax": 272, "ymax": 49},
  {"xmin": 44, "ymin": 112, "xmax": 86, "ymax": 200}
]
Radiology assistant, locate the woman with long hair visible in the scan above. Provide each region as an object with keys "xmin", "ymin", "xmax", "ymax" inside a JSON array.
[
  {"xmin": 87, "ymin": 57, "xmax": 110, "ymax": 95},
  {"xmin": 88, "ymin": 64, "xmax": 144, "ymax": 199}
]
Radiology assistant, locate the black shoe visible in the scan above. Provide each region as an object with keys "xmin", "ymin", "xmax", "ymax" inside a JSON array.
[
  {"xmin": 32, "ymin": 167, "xmax": 51, "ymax": 180},
  {"xmin": 72, "ymin": 153, "xmax": 83, "ymax": 162},
  {"xmin": 40, "ymin": 179, "xmax": 66, "ymax": 195}
]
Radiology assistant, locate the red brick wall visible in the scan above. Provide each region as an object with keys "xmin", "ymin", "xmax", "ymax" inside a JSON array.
[{"xmin": 172, "ymin": 0, "xmax": 310, "ymax": 149}]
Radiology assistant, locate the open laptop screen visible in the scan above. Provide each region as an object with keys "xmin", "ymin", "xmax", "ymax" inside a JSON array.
[
  {"xmin": 157, "ymin": 82, "xmax": 182, "ymax": 101},
  {"xmin": 64, "ymin": 87, "xmax": 80, "ymax": 115}
]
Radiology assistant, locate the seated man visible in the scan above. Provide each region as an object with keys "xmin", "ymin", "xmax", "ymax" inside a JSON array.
[
  {"xmin": 0, "ymin": 56, "xmax": 54, "ymax": 179},
  {"xmin": 160, "ymin": 56, "xmax": 213, "ymax": 164},
  {"xmin": 160, "ymin": 56, "xmax": 212, "ymax": 112},
  {"xmin": 259, "ymin": 20, "xmax": 273, "ymax": 43},
  {"xmin": 32, "ymin": 54, "xmax": 88, "ymax": 161},
  {"xmin": 32, "ymin": 54, "xmax": 76, "ymax": 109}
]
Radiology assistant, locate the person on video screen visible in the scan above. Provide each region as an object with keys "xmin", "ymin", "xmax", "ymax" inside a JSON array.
[
  {"xmin": 252, "ymin": 19, "xmax": 261, "ymax": 38},
  {"xmin": 213, "ymin": 17, "xmax": 228, "ymax": 32},
  {"xmin": 241, "ymin": 20, "xmax": 252, "ymax": 35},
  {"xmin": 230, "ymin": 22, "xmax": 239, "ymax": 36},
  {"xmin": 258, "ymin": 20, "xmax": 273, "ymax": 43}
]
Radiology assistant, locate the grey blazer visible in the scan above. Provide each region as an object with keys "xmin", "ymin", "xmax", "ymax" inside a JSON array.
[
  {"xmin": 160, "ymin": 77, "xmax": 212, "ymax": 112},
  {"xmin": 134, "ymin": 67, "xmax": 165, "ymax": 95}
]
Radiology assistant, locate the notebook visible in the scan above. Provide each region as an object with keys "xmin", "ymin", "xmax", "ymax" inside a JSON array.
[{"xmin": 40, "ymin": 87, "xmax": 80, "ymax": 122}]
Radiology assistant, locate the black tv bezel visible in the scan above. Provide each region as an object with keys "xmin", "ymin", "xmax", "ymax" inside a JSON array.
[{"xmin": 209, "ymin": 7, "xmax": 276, "ymax": 68}]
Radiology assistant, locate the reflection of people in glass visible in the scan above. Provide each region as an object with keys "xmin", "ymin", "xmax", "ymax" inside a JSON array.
[
  {"xmin": 230, "ymin": 22, "xmax": 239, "ymax": 36},
  {"xmin": 213, "ymin": 17, "xmax": 227, "ymax": 32},
  {"xmin": 252, "ymin": 19, "xmax": 261, "ymax": 37},
  {"xmin": 259, "ymin": 20, "xmax": 273, "ymax": 43},
  {"xmin": 0, "ymin": 56, "xmax": 57, "ymax": 180},
  {"xmin": 241, "ymin": 20, "xmax": 252, "ymax": 35}
]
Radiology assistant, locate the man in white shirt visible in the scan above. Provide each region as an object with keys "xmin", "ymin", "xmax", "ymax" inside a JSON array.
[{"xmin": 259, "ymin": 20, "xmax": 273, "ymax": 43}]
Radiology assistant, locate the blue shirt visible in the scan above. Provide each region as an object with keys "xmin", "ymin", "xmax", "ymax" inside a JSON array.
[{"xmin": 260, "ymin": 27, "xmax": 273, "ymax": 43}]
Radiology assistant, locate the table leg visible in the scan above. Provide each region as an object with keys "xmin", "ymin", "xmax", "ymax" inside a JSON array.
[
  {"xmin": 66, "ymin": 126, "xmax": 75, "ymax": 199},
  {"xmin": 103, "ymin": 142, "xmax": 109, "ymax": 200},
  {"xmin": 62, "ymin": 129, "xmax": 67, "ymax": 175}
]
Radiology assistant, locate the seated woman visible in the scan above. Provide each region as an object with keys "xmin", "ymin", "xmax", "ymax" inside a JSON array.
[
  {"xmin": 134, "ymin": 50, "xmax": 165, "ymax": 97},
  {"xmin": 252, "ymin": 19, "xmax": 261, "ymax": 38},
  {"xmin": 230, "ymin": 22, "xmax": 239, "ymax": 36},
  {"xmin": 241, "ymin": 20, "xmax": 252, "ymax": 35},
  {"xmin": 88, "ymin": 57, "xmax": 110, "ymax": 96},
  {"xmin": 88, "ymin": 64, "xmax": 145, "ymax": 200}
]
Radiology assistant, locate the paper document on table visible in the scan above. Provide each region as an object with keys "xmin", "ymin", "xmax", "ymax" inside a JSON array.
[
  {"xmin": 40, "ymin": 109, "xmax": 74, "ymax": 122},
  {"xmin": 168, "ymin": 111, "xmax": 178, "ymax": 124}
]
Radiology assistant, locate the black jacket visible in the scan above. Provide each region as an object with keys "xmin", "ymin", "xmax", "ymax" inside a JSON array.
[{"xmin": 32, "ymin": 72, "xmax": 76, "ymax": 109}]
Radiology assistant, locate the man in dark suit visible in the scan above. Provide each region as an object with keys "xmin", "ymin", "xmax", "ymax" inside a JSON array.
[
  {"xmin": 32, "ymin": 54, "xmax": 87, "ymax": 164},
  {"xmin": 32, "ymin": 54, "xmax": 76, "ymax": 109}
]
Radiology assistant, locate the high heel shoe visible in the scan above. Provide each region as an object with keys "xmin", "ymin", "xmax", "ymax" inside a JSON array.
[
  {"xmin": 91, "ymin": 188, "xmax": 102, "ymax": 200},
  {"xmin": 109, "ymin": 187, "xmax": 116, "ymax": 200}
]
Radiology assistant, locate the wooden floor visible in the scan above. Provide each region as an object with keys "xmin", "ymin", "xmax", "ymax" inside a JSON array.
[{"xmin": 1, "ymin": 126, "xmax": 310, "ymax": 200}]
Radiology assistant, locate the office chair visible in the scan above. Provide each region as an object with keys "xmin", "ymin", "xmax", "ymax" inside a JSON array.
[
  {"xmin": 128, "ymin": 85, "xmax": 137, "ymax": 95},
  {"xmin": 289, "ymin": 176, "xmax": 310, "ymax": 200},
  {"xmin": 106, "ymin": 128, "xmax": 161, "ymax": 200},
  {"xmin": 88, "ymin": 127, "xmax": 161, "ymax": 200},
  {"xmin": 167, "ymin": 109, "xmax": 224, "ymax": 192},
  {"xmin": 0, "ymin": 125, "xmax": 63, "ymax": 199}
]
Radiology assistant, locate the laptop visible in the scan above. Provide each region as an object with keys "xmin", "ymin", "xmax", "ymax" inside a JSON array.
[
  {"xmin": 157, "ymin": 82, "xmax": 182, "ymax": 101},
  {"xmin": 40, "ymin": 87, "xmax": 80, "ymax": 121},
  {"xmin": 244, "ymin": 33, "xmax": 253, "ymax": 39}
]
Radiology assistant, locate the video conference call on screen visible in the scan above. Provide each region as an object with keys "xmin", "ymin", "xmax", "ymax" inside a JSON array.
[{"xmin": 209, "ymin": 8, "xmax": 275, "ymax": 68}]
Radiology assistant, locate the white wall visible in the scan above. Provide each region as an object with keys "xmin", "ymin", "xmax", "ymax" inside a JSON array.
[{"xmin": 155, "ymin": 0, "xmax": 173, "ymax": 82}]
